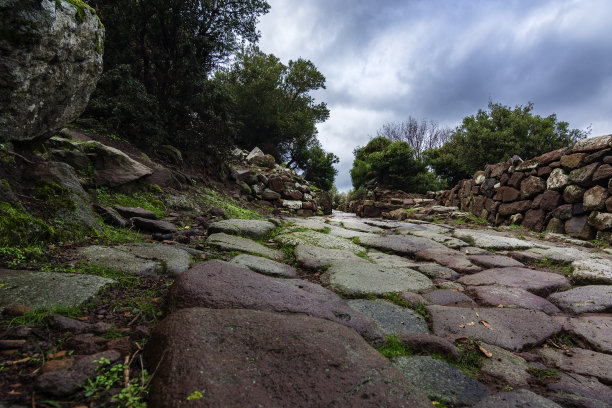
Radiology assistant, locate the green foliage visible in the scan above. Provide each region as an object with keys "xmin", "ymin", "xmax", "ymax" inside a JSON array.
[
  {"xmin": 202, "ymin": 187, "xmax": 264, "ymax": 219},
  {"xmin": 383, "ymin": 292, "xmax": 412, "ymax": 308},
  {"xmin": 83, "ymin": 357, "xmax": 149, "ymax": 407},
  {"xmin": 82, "ymin": 0, "xmax": 270, "ymax": 155},
  {"xmin": 215, "ymin": 46, "xmax": 329, "ymax": 167},
  {"xmin": 301, "ymin": 144, "xmax": 339, "ymax": 191},
  {"xmin": 0, "ymin": 245, "xmax": 45, "ymax": 268},
  {"xmin": 33, "ymin": 182, "xmax": 77, "ymax": 212},
  {"xmin": 533, "ymin": 257, "xmax": 574, "ymax": 276},
  {"xmin": 10, "ymin": 305, "xmax": 83, "ymax": 327},
  {"xmin": 528, "ymin": 366, "xmax": 558, "ymax": 380},
  {"xmin": 455, "ymin": 339, "xmax": 484, "ymax": 377},
  {"xmin": 351, "ymin": 137, "xmax": 444, "ymax": 193},
  {"xmin": 94, "ymin": 187, "xmax": 166, "ymax": 218},
  {"xmin": 426, "ymin": 101, "xmax": 588, "ymax": 185},
  {"xmin": 0, "ymin": 202, "xmax": 55, "ymax": 247},
  {"xmin": 377, "ymin": 335, "xmax": 412, "ymax": 358}
]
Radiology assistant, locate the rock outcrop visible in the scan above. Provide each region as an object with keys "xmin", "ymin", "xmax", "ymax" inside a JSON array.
[{"xmin": 0, "ymin": 0, "xmax": 104, "ymax": 143}]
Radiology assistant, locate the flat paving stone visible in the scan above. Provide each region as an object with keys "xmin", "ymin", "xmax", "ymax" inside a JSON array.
[
  {"xmin": 208, "ymin": 233, "xmax": 285, "ymax": 260},
  {"xmin": 276, "ymin": 230, "xmax": 365, "ymax": 255},
  {"xmin": 208, "ymin": 218, "xmax": 276, "ymax": 238},
  {"xmin": 547, "ymin": 372, "xmax": 612, "ymax": 408},
  {"xmin": 286, "ymin": 217, "xmax": 329, "ymax": 231},
  {"xmin": 480, "ymin": 343, "xmax": 530, "ymax": 386},
  {"xmin": 322, "ymin": 260, "xmax": 434, "ymax": 297},
  {"xmin": 428, "ymin": 305, "xmax": 561, "ymax": 351},
  {"xmin": 144, "ymin": 308, "xmax": 432, "ymax": 408},
  {"xmin": 572, "ymin": 258, "xmax": 612, "ymax": 284},
  {"xmin": 416, "ymin": 248, "xmax": 482, "ymax": 274},
  {"xmin": 327, "ymin": 225, "xmax": 376, "ymax": 239},
  {"xmin": 414, "ymin": 264, "xmax": 460, "ymax": 280},
  {"xmin": 367, "ymin": 250, "xmax": 419, "ymax": 268},
  {"xmin": 422, "ymin": 289, "xmax": 476, "ymax": 307},
  {"xmin": 229, "ymin": 254, "xmax": 297, "ymax": 278},
  {"xmin": 341, "ymin": 220, "xmax": 385, "ymax": 233},
  {"xmin": 168, "ymin": 260, "xmax": 383, "ymax": 343},
  {"xmin": 358, "ymin": 234, "xmax": 447, "ymax": 256},
  {"xmin": 458, "ymin": 267, "xmax": 570, "ymax": 296},
  {"xmin": 393, "ymin": 355, "xmax": 490, "ymax": 406},
  {"xmin": 530, "ymin": 246, "xmax": 598, "ymax": 263},
  {"xmin": 453, "ymin": 229, "xmax": 536, "ymax": 250},
  {"xmin": 547, "ymin": 285, "xmax": 612, "ymax": 314},
  {"xmin": 347, "ymin": 299, "xmax": 429, "ymax": 335},
  {"xmin": 467, "ymin": 285, "xmax": 561, "ymax": 313},
  {"xmin": 468, "ymin": 254, "xmax": 525, "ymax": 268},
  {"xmin": 294, "ymin": 243, "xmax": 366, "ymax": 269},
  {"xmin": 562, "ymin": 315, "xmax": 612, "ymax": 353},
  {"xmin": 538, "ymin": 347, "xmax": 612, "ymax": 384},
  {"xmin": 473, "ymin": 389, "xmax": 562, "ymax": 408},
  {"xmin": 76, "ymin": 244, "xmax": 192, "ymax": 277},
  {"xmin": 0, "ymin": 270, "xmax": 114, "ymax": 310},
  {"xmin": 409, "ymin": 230, "xmax": 469, "ymax": 249}
]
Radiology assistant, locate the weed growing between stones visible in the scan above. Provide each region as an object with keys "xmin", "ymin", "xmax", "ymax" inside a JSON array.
[
  {"xmin": 202, "ymin": 187, "xmax": 264, "ymax": 219},
  {"xmin": 94, "ymin": 187, "xmax": 166, "ymax": 218},
  {"xmin": 9, "ymin": 304, "xmax": 83, "ymax": 327},
  {"xmin": 452, "ymin": 214, "xmax": 489, "ymax": 227},
  {"xmin": 452, "ymin": 339, "xmax": 484, "ymax": 378},
  {"xmin": 548, "ymin": 332, "xmax": 576, "ymax": 348},
  {"xmin": 0, "ymin": 245, "xmax": 45, "ymax": 268},
  {"xmin": 532, "ymin": 257, "xmax": 574, "ymax": 277},
  {"xmin": 383, "ymin": 292, "xmax": 412, "ymax": 308},
  {"xmin": 82, "ymin": 357, "xmax": 149, "ymax": 407},
  {"xmin": 377, "ymin": 335, "xmax": 413, "ymax": 358},
  {"xmin": 527, "ymin": 366, "xmax": 559, "ymax": 381}
]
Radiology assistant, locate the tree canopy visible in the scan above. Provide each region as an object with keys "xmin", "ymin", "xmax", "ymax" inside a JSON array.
[
  {"xmin": 214, "ymin": 46, "xmax": 330, "ymax": 166},
  {"xmin": 426, "ymin": 101, "xmax": 588, "ymax": 185}
]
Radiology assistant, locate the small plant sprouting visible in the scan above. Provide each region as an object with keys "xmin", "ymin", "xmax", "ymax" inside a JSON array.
[
  {"xmin": 377, "ymin": 335, "xmax": 412, "ymax": 359},
  {"xmin": 528, "ymin": 366, "xmax": 559, "ymax": 380}
]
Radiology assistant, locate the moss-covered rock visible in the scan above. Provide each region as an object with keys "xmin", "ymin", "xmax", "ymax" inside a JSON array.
[{"xmin": 0, "ymin": 202, "xmax": 55, "ymax": 246}]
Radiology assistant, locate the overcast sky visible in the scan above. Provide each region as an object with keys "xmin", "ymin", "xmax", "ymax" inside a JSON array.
[{"xmin": 257, "ymin": 0, "xmax": 612, "ymax": 191}]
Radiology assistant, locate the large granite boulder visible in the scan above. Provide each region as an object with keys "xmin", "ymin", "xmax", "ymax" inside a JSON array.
[{"xmin": 0, "ymin": 0, "xmax": 104, "ymax": 142}]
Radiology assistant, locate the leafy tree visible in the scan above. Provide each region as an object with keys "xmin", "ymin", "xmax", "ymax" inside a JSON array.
[
  {"xmin": 426, "ymin": 101, "xmax": 588, "ymax": 185},
  {"xmin": 301, "ymin": 144, "xmax": 339, "ymax": 191},
  {"xmin": 350, "ymin": 137, "xmax": 443, "ymax": 193},
  {"xmin": 82, "ymin": 0, "xmax": 270, "ymax": 155},
  {"xmin": 214, "ymin": 46, "xmax": 329, "ymax": 166}
]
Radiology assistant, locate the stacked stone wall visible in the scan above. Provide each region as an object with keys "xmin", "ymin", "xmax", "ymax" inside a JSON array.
[{"xmin": 436, "ymin": 134, "xmax": 612, "ymax": 242}]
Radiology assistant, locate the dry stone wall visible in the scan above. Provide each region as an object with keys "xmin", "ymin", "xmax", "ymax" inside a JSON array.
[
  {"xmin": 230, "ymin": 147, "xmax": 331, "ymax": 216},
  {"xmin": 436, "ymin": 134, "xmax": 612, "ymax": 242}
]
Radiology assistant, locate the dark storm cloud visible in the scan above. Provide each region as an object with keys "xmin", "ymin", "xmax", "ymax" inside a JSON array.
[{"xmin": 258, "ymin": 0, "xmax": 612, "ymax": 191}]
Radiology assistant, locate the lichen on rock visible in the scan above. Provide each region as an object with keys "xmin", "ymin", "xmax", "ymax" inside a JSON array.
[{"xmin": 0, "ymin": 0, "xmax": 104, "ymax": 143}]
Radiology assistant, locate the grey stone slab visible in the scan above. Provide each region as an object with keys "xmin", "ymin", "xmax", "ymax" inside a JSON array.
[
  {"xmin": 428, "ymin": 305, "xmax": 561, "ymax": 351},
  {"xmin": 341, "ymin": 220, "xmax": 385, "ymax": 233},
  {"xmin": 572, "ymin": 258, "xmax": 612, "ymax": 284},
  {"xmin": 358, "ymin": 234, "xmax": 447, "ymax": 256},
  {"xmin": 473, "ymin": 389, "xmax": 562, "ymax": 408},
  {"xmin": 208, "ymin": 233, "xmax": 285, "ymax": 260},
  {"xmin": 347, "ymin": 299, "xmax": 428, "ymax": 335},
  {"xmin": 208, "ymin": 218, "xmax": 276, "ymax": 238},
  {"xmin": 480, "ymin": 343, "xmax": 531, "ymax": 386},
  {"xmin": 393, "ymin": 355, "xmax": 489, "ymax": 406},
  {"xmin": 458, "ymin": 267, "xmax": 570, "ymax": 296},
  {"xmin": 294, "ymin": 244, "xmax": 366, "ymax": 269},
  {"xmin": 453, "ymin": 229, "xmax": 536, "ymax": 250},
  {"xmin": 168, "ymin": 261, "xmax": 384, "ymax": 344},
  {"xmin": 77, "ymin": 244, "xmax": 192, "ymax": 277},
  {"xmin": 547, "ymin": 285, "xmax": 612, "ymax": 314},
  {"xmin": 563, "ymin": 315, "xmax": 612, "ymax": 353},
  {"xmin": 276, "ymin": 230, "xmax": 365, "ymax": 255},
  {"xmin": 0, "ymin": 270, "xmax": 114, "ymax": 310},
  {"xmin": 327, "ymin": 225, "xmax": 376, "ymax": 239},
  {"xmin": 322, "ymin": 261, "xmax": 434, "ymax": 297},
  {"xmin": 530, "ymin": 246, "xmax": 598, "ymax": 263},
  {"xmin": 367, "ymin": 250, "xmax": 419, "ymax": 268},
  {"xmin": 422, "ymin": 289, "xmax": 476, "ymax": 307},
  {"xmin": 229, "ymin": 254, "xmax": 297, "ymax": 278},
  {"xmin": 468, "ymin": 254, "xmax": 525, "ymax": 268},
  {"xmin": 286, "ymin": 217, "xmax": 329, "ymax": 231},
  {"xmin": 538, "ymin": 347, "xmax": 612, "ymax": 384},
  {"xmin": 409, "ymin": 230, "xmax": 469, "ymax": 249},
  {"xmin": 548, "ymin": 373, "xmax": 612, "ymax": 408},
  {"xmin": 414, "ymin": 264, "xmax": 460, "ymax": 280},
  {"xmin": 467, "ymin": 285, "xmax": 561, "ymax": 313}
]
